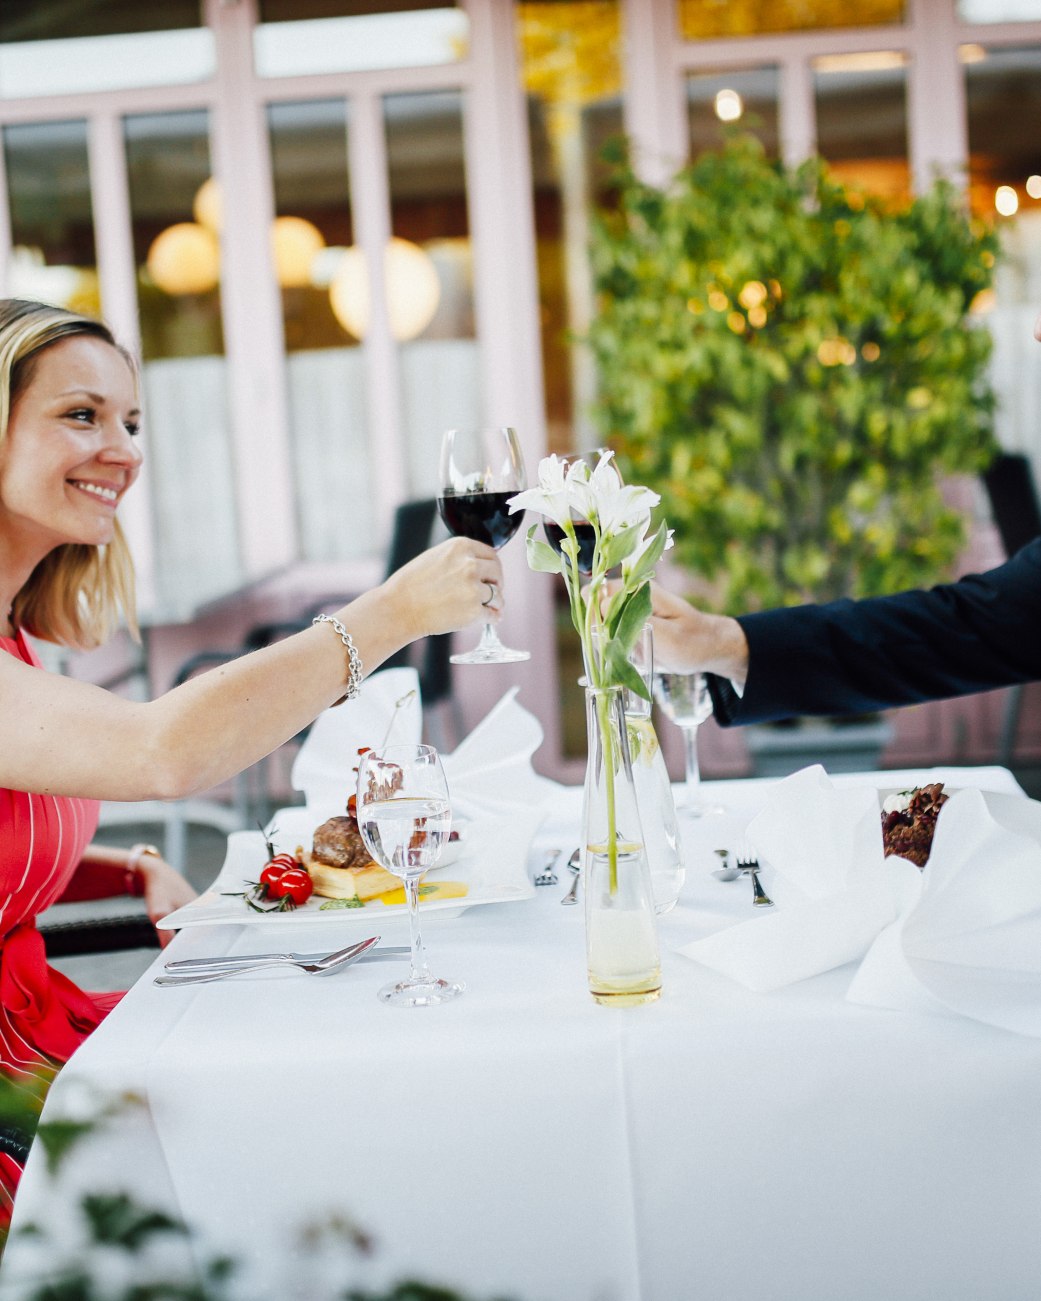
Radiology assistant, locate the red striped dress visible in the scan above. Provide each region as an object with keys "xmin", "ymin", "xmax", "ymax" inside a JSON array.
[{"xmin": 0, "ymin": 629, "xmax": 123, "ymax": 1230}]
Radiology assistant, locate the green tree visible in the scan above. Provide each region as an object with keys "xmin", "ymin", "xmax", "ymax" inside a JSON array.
[{"xmin": 587, "ymin": 134, "xmax": 999, "ymax": 613}]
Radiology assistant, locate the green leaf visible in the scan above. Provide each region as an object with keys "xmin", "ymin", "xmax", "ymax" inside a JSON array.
[
  {"xmin": 624, "ymin": 521, "xmax": 670, "ymax": 588},
  {"xmin": 524, "ymin": 525, "xmax": 563, "ymax": 575},
  {"xmin": 599, "ymin": 520, "xmax": 646, "ymax": 570},
  {"xmin": 81, "ymin": 1191, "xmax": 188, "ymax": 1250}
]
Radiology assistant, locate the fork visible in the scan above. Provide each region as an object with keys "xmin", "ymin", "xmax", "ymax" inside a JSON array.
[
  {"xmin": 534, "ymin": 848, "xmax": 561, "ymax": 886},
  {"xmin": 153, "ymin": 936, "xmax": 380, "ymax": 985},
  {"xmin": 560, "ymin": 849, "xmax": 581, "ymax": 905},
  {"xmin": 736, "ymin": 855, "xmax": 774, "ymax": 908}
]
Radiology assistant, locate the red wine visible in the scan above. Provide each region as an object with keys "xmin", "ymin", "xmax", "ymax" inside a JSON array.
[
  {"xmin": 543, "ymin": 519, "xmax": 596, "ymax": 574},
  {"xmin": 437, "ymin": 491, "xmax": 523, "ymax": 550}
]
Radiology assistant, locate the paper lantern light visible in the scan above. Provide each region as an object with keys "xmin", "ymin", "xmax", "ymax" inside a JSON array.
[
  {"xmin": 146, "ymin": 222, "xmax": 220, "ymax": 295},
  {"xmin": 329, "ymin": 237, "xmax": 441, "ymax": 341},
  {"xmin": 271, "ymin": 215, "xmax": 326, "ymax": 288}
]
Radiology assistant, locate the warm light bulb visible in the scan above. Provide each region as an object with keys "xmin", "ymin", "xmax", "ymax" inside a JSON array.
[
  {"xmin": 271, "ymin": 216, "xmax": 326, "ymax": 288},
  {"xmin": 714, "ymin": 88, "xmax": 743, "ymax": 122},
  {"xmin": 329, "ymin": 237, "xmax": 441, "ymax": 341},
  {"xmin": 1026, "ymin": 175, "xmax": 1041, "ymax": 200},
  {"xmin": 995, "ymin": 185, "xmax": 1019, "ymax": 217},
  {"xmin": 146, "ymin": 222, "xmax": 220, "ymax": 295},
  {"xmin": 193, "ymin": 177, "xmax": 222, "ymax": 233}
]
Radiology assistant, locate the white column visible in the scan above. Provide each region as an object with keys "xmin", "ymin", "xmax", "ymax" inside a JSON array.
[
  {"xmin": 88, "ymin": 110, "xmax": 158, "ymax": 612},
  {"xmin": 778, "ymin": 53, "xmax": 817, "ymax": 167},
  {"xmin": 906, "ymin": 0, "xmax": 967, "ymax": 192},
  {"xmin": 621, "ymin": 0, "xmax": 687, "ymax": 186},
  {"xmin": 348, "ymin": 85, "xmax": 407, "ymax": 539},
  {"xmin": 463, "ymin": 0, "xmax": 561, "ymax": 758},
  {"xmin": 206, "ymin": 0, "xmax": 298, "ymax": 577}
]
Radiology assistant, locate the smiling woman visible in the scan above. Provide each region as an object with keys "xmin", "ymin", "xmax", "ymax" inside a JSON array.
[{"xmin": 0, "ymin": 296, "xmax": 507, "ymax": 1240}]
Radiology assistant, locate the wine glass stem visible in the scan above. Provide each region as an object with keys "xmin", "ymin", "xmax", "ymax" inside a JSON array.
[
  {"xmin": 405, "ymin": 875, "xmax": 430, "ymax": 982},
  {"xmin": 682, "ymin": 725, "xmax": 702, "ymax": 805},
  {"xmin": 476, "ymin": 621, "xmax": 505, "ymax": 653}
]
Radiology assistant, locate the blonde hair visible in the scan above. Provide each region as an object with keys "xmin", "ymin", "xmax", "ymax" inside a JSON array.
[{"xmin": 0, "ymin": 299, "xmax": 139, "ymax": 649}]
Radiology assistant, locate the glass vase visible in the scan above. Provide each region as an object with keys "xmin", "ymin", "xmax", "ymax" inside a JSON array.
[
  {"xmin": 582, "ymin": 687, "xmax": 662, "ymax": 1006},
  {"xmin": 626, "ymin": 711, "xmax": 684, "ymax": 914}
]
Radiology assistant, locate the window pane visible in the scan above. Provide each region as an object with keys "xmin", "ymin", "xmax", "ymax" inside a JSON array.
[
  {"xmin": 677, "ymin": 0, "xmax": 904, "ymax": 40},
  {"xmin": 3, "ymin": 119, "xmax": 100, "ymax": 317},
  {"xmin": 124, "ymin": 111, "xmax": 241, "ymax": 615},
  {"xmin": 385, "ymin": 89, "xmax": 478, "ymax": 496},
  {"xmin": 958, "ymin": 0, "xmax": 1041, "ymax": 21},
  {"xmin": 966, "ymin": 44, "xmax": 1041, "ymax": 215},
  {"xmin": 813, "ymin": 55, "xmax": 910, "ymax": 202},
  {"xmin": 0, "ymin": 26, "xmax": 212, "ymax": 99},
  {"xmin": 268, "ymin": 98, "xmax": 375, "ymax": 565},
  {"xmin": 687, "ymin": 66, "xmax": 779, "ymax": 159},
  {"xmin": 517, "ymin": 0, "xmax": 623, "ymax": 455},
  {"xmin": 254, "ymin": 8, "xmax": 467, "ymax": 78},
  {"xmin": 0, "ymin": 1, "xmax": 201, "ymax": 41},
  {"xmin": 966, "ymin": 43, "xmax": 1041, "ymax": 490}
]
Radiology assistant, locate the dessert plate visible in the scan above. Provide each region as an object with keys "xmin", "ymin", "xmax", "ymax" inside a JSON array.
[{"xmin": 158, "ymin": 805, "xmax": 541, "ymax": 929}]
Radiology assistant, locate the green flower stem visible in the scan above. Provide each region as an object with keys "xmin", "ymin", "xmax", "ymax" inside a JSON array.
[{"xmin": 595, "ymin": 687, "xmax": 620, "ymax": 893}]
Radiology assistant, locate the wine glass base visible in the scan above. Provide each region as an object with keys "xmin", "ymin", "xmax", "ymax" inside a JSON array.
[
  {"xmin": 450, "ymin": 647, "xmax": 530, "ymax": 665},
  {"xmin": 378, "ymin": 976, "xmax": 465, "ymax": 1007},
  {"xmin": 679, "ymin": 800, "xmax": 726, "ymax": 819}
]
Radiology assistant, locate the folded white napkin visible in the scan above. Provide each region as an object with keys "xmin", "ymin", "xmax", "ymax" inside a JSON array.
[
  {"xmin": 292, "ymin": 671, "xmax": 555, "ymax": 823},
  {"xmin": 441, "ymin": 687, "xmax": 558, "ymax": 817},
  {"xmin": 290, "ymin": 666, "xmax": 422, "ymax": 819},
  {"xmin": 848, "ymin": 788, "xmax": 1041, "ymax": 1038},
  {"xmin": 678, "ymin": 765, "xmax": 896, "ymax": 992}
]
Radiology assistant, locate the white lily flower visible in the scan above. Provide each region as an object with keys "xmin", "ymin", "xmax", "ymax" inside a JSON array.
[
  {"xmin": 622, "ymin": 523, "xmax": 674, "ymax": 582},
  {"xmin": 507, "ymin": 454, "xmax": 572, "ymax": 527}
]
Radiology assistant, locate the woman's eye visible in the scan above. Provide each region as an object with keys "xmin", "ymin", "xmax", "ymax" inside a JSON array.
[
  {"xmin": 124, "ymin": 421, "xmax": 141, "ymax": 438},
  {"xmin": 66, "ymin": 407, "xmax": 95, "ymax": 423}
]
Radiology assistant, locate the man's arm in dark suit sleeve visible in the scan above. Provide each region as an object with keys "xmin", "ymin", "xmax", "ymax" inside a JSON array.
[{"xmin": 707, "ymin": 538, "xmax": 1041, "ymax": 726}]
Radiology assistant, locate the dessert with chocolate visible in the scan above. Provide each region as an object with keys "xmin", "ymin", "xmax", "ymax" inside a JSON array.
[{"xmin": 880, "ymin": 782, "xmax": 948, "ymax": 868}]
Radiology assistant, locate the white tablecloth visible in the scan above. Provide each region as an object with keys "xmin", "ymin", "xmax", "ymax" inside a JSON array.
[{"xmin": 4, "ymin": 767, "xmax": 1040, "ymax": 1301}]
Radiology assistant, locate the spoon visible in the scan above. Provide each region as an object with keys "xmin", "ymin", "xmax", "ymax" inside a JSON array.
[
  {"xmin": 154, "ymin": 936, "xmax": 380, "ymax": 986},
  {"xmin": 560, "ymin": 849, "xmax": 582, "ymax": 905},
  {"xmin": 712, "ymin": 848, "xmax": 742, "ymax": 881}
]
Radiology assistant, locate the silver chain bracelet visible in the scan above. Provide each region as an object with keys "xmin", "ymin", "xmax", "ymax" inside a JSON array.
[{"xmin": 312, "ymin": 614, "xmax": 363, "ymax": 701}]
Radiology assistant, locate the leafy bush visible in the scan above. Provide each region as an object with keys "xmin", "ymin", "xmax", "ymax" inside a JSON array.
[{"xmin": 587, "ymin": 134, "xmax": 1000, "ymax": 612}]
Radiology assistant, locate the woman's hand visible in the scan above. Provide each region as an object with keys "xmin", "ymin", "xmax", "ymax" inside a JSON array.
[
  {"xmin": 136, "ymin": 855, "xmax": 197, "ymax": 948},
  {"xmin": 377, "ymin": 537, "xmax": 505, "ymax": 642}
]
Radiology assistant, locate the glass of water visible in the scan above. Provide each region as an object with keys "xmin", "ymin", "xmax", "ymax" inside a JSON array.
[
  {"xmin": 652, "ymin": 672, "xmax": 724, "ymax": 817},
  {"xmin": 356, "ymin": 743, "xmax": 462, "ymax": 1006}
]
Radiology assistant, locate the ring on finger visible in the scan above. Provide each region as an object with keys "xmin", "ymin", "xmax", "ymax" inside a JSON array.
[{"xmin": 481, "ymin": 581, "xmax": 497, "ymax": 608}]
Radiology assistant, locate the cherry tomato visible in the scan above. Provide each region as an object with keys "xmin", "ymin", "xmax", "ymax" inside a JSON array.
[
  {"xmin": 260, "ymin": 864, "xmax": 288, "ymax": 892},
  {"xmin": 272, "ymin": 867, "xmax": 314, "ymax": 906}
]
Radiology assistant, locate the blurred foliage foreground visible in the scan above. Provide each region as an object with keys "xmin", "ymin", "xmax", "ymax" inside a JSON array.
[
  {"xmin": 588, "ymin": 134, "xmax": 1001, "ymax": 613},
  {"xmin": 0, "ymin": 1070, "xmax": 515, "ymax": 1301}
]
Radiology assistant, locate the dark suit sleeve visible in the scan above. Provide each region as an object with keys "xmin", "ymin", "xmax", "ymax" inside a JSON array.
[{"xmin": 707, "ymin": 538, "xmax": 1041, "ymax": 726}]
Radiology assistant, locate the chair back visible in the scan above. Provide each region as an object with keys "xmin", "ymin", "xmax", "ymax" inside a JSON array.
[
  {"xmin": 380, "ymin": 499, "xmax": 453, "ymax": 706},
  {"xmin": 982, "ymin": 452, "xmax": 1041, "ymax": 558}
]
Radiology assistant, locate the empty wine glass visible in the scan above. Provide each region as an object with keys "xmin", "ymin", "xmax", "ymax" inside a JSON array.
[
  {"xmin": 437, "ymin": 425, "xmax": 530, "ymax": 664},
  {"xmin": 652, "ymin": 671, "xmax": 724, "ymax": 817},
  {"xmin": 356, "ymin": 743, "xmax": 462, "ymax": 1007}
]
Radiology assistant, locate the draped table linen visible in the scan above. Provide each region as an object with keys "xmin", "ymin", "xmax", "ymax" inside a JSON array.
[{"xmin": 3, "ymin": 766, "xmax": 1040, "ymax": 1301}]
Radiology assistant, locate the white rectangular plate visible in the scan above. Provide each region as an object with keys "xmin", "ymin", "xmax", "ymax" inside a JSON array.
[{"xmin": 158, "ymin": 805, "xmax": 542, "ymax": 929}]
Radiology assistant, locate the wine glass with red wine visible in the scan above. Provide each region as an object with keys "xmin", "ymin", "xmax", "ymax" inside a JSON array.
[
  {"xmin": 437, "ymin": 426, "xmax": 530, "ymax": 664},
  {"xmin": 541, "ymin": 449, "xmax": 612, "ymax": 576}
]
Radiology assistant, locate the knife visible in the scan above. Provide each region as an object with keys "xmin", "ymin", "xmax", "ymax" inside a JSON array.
[{"xmin": 164, "ymin": 944, "xmax": 410, "ymax": 973}]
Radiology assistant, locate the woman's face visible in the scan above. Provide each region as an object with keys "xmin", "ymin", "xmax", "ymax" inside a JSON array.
[{"xmin": 0, "ymin": 334, "xmax": 141, "ymax": 557}]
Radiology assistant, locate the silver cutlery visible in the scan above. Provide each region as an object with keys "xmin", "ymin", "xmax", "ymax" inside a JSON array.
[
  {"xmin": 154, "ymin": 936, "xmax": 381, "ymax": 985},
  {"xmin": 164, "ymin": 943, "xmax": 410, "ymax": 974},
  {"xmin": 736, "ymin": 855, "xmax": 774, "ymax": 908},
  {"xmin": 560, "ymin": 849, "xmax": 581, "ymax": 905},
  {"xmin": 711, "ymin": 848, "xmax": 742, "ymax": 882},
  {"xmin": 535, "ymin": 848, "xmax": 561, "ymax": 886}
]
